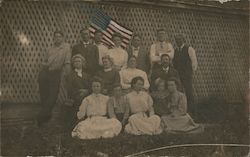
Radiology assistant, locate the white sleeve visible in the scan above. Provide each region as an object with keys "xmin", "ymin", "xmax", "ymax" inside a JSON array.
[
  {"xmin": 142, "ymin": 71, "xmax": 150, "ymax": 90},
  {"xmin": 77, "ymin": 98, "xmax": 88, "ymax": 119},
  {"xmin": 188, "ymin": 47, "xmax": 198, "ymax": 71},
  {"xmin": 167, "ymin": 43, "xmax": 174, "ymax": 59},
  {"xmin": 119, "ymin": 70, "xmax": 131, "ymax": 89},
  {"xmin": 150, "ymin": 44, "xmax": 160, "ymax": 63}
]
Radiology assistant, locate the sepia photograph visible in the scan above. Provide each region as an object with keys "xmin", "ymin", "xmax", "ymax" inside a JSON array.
[{"xmin": 1, "ymin": 0, "xmax": 249, "ymax": 156}]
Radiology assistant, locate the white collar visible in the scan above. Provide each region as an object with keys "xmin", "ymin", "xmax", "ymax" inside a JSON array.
[
  {"xmin": 74, "ymin": 69, "xmax": 82, "ymax": 77},
  {"xmin": 82, "ymin": 41, "xmax": 89, "ymax": 45},
  {"xmin": 104, "ymin": 68, "xmax": 112, "ymax": 72},
  {"xmin": 162, "ymin": 66, "xmax": 169, "ymax": 71},
  {"xmin": 92, "ymin": 93, "xmax": 101, "ymax": 97},
  {"xmin": 133, "ymin": 46, "xmax": 140, "ymax": 50}
]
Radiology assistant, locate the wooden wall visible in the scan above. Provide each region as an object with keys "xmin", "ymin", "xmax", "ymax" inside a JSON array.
[{"xmin": 1, "ymin": 0, "xmax": 249, "ymax": 104}]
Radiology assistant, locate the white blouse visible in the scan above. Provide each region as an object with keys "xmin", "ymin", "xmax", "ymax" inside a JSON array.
[
  {"xmin": 77, "ymin": 93, "xmax": 109, "ymax": 119},
  {"xmin": 108, "ymin": 47, "xmax": 128, "ymax": 70},
  {"xmin": 119, "ymin": 68, "xmax": 150, "ymax": 90}
]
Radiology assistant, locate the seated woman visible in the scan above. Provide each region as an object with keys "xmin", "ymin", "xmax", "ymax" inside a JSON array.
[
  {"xmin": 151, "ymin": 78, "xmax": 169, "ymax": 116},
  {"xmin": 95, "ymin": 55, "xmax": 120, "ymax": 95},
  {"xmin": 72, "ymin": 78, "xmax": 122, "ymax": 139},
  {"xmin": 108, "ymin": 84, "xmax": 130, "ymax": 127},
  {"xmin": 119, "ymin": 56, "xmax": 150, "ymax": 93},
  {"xmin": 65, "ymin": 54, "xmax": 91, "ymax": 129},
  {"xmin": 161, "ymin": 77, "xmax": 203, "ymax": 133},
  {"xmin": 124, "ymin": 76, "xmax": 162, "ymax": 135}
]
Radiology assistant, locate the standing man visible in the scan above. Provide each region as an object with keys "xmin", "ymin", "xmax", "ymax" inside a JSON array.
[
  {"xmin": 37, "ymin": 30, "xmax": 71, "ymax": 126},
  {"xmin": 127, "ymin": 34, "xmax": 150, "ymax": 74},
  {"xmin": 173, "ymin": 34, "xmax": 198, "ymax": 115},
  {"xmin": 72, "ymin": 28, "xmax": 100, "ymax": 76},
  {"xmin": 149, "ymin": 28, "xmax": 174, "ymax": 75},
  {"xmin": 94, "ymin": 30, "xmax": 109, "ymax": 67}
]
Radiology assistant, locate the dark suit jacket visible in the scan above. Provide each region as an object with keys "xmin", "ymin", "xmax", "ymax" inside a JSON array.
[
  {"xmin": 72, "ymin": 43, "xmax": 100, "ymax": 75},
  {"xmin": 127, "ymin": 46, "xmax": 150, "ymax": 74},
  {"xmin": 151, "ymin": 66, "xmax": 182, "ymax": 91}
]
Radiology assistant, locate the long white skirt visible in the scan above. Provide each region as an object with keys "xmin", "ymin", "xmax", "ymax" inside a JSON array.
[
  {"xmin": 125, "ymin": 112, "xmax": 163, "ymax": 135},
  {"xmin": 161, "ymin": 114, "xmax": 202, "ymax": 133},
  {"xmin": 72, "ymin": 116, "xmax": 122, "ymax": 139}
]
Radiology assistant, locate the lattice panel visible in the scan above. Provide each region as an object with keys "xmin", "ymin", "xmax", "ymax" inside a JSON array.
[{"xmin": 1, "ymin": 1, "xmax": 248, "ymax": 103}]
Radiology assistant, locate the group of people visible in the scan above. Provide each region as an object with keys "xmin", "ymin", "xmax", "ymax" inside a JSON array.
[{"xmin": 37, "ymin": 27, "xmax": 202, "ymax": 140}]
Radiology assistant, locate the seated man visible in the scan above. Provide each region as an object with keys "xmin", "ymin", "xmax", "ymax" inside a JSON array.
[{"xmin": 151, "ymin": 54, "xmax": 181, "ymax": 91}]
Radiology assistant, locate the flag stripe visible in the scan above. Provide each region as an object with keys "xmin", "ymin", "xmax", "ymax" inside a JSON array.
[
  {"xmin": 90, "ymin": 24, "xmax": 113, "ymax": 39},
  {"xmin": 90, "ymin": 10, "xmax": 133, "ymax": 49},
  {"xmin": 110, "ymin": 20, "xmax": 133, "ymax": 35},
  {"xmin": 108, "ymin": 24, "xmax": 132, "ymax": 39}
]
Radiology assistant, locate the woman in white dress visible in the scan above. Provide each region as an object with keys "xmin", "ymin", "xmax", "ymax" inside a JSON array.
[
  {"xmin": 108, "ymin": 33, "xmax": 128, "ymax": 71},
  {"xmin": 124, "ymin": 76, "xmax": 162, "ymax": 135},
  {"xmin": 119, "ymin": 56, "xmax": 150, "ymax": 93},
  {"xmin": 72, "ymin": 78, "xmax": 122, "ymax": 139},
  {"xmin": 161, "ymin": 77, "xmax": 203, "ymax": 133}
]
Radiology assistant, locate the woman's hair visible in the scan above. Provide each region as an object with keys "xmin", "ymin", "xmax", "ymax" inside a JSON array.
[
  {"xmin": 91, "ymin": 76, "xmax": 103, "ymax": 87},
  {"xmin": 132, "ymin": 34, "xmax": 141, "ymax": 40},
  {"xmin": 167, "ymin": 77, "xmax": 180, "ymax": 89},
  {"xmin": 71, "ymin": 54, "xmax": 86, "ymax": 68},
  {"xmin": 131, "ymin": 76, "xmax": 144, "ymax": 88},
  {"xmin": 112, "ymin": 32, "xmax": 122, "ymax": 40},
  {"xmin": 154, "ymin": 78, "xmax": 165, "ymax": 88},
  {"xmin": 128, "ymin": 55, "xmax": 137, "ymax": 63},
  {"xmin": 102, "ymin": 55, "xmax": 114, "ymax": 66},
  {"xmin": 54, "ymin": 30, "xmax": 64, "ymax": 36}
]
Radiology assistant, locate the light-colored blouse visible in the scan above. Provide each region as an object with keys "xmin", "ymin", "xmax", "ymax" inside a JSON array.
[
  {"xmin": 167, "ymin": 92, "xmax": 187, "ymax": 116},
  {"xmin": 126, "ymin": 91, "xmax": 155, "ymax": 116},
  {"xmin": 77, "ymin": 93, "xmax": 109, "ymax": 119},
  {"xmin": 119, "ymin": 68, "xmax": 150, "ymax": 90},
  {"xmin": 108, "ymin": 46, "xmax": 128, "ymax": 70}
]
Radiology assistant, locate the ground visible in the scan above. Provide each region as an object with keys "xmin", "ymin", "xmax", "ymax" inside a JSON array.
[{"xmin": 1, "ymin": 103, "xmax": 249, "ymax": 157}]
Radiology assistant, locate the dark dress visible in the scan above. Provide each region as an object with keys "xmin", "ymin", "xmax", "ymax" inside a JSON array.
[
  {"xmin": 151, "ymin": 90, "xmax": 170, "ymax": 116},
  {"xmin": 95, "ymin": 69, "xmax": 120, "ymax": 95},
  {"xmin": 64, "ymin": 70, "xmax": 92, "ymax": 130}
]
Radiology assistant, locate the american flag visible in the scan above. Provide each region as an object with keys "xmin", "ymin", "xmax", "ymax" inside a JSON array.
[{"xmin": 89, "ymin": 10, "xmax": 133, "ymax": 49}]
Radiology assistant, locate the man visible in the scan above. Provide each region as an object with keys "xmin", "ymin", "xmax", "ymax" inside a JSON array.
[
  {"xmin": 127, "ymin": 34, "xmax": 150, "ymax": 74},
  {"xmin": 149, "ymin": 28, "xmax": 174, "ymax": 75},
  {"xmin": 173, "ymin": 34, "xmax": 198, "ymax": 114},
  {"xmin": 72, "ymin": 28, "xmax": 100, "ymax": 76},
  {"xmin": 37, "ymin": 30, "xmax": 71, "ymax": 126},
  {"xmin": 151, "ymin": 54, "xmax": 180, "ymax": 91},
  {"xmin": 94, "ymin": 30, "xmax": 109, "ymax": 67}
]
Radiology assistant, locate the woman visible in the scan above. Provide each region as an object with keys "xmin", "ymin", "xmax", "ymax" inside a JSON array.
[
  {"xmin": 124, "ymin": 76, "xmax": 162, "ymax": 135},
  {"xmin": 72, "ymin": 79, "xmax": 122, "ymax": 139},
  {"xmin": 64, "ymin": 54, "xmax": 91, "ymax": 129},
  {"xmin": 161, "ymin": 77, "xmax": 202, "ymax": 133},
  {"xmin": 95, "ymin": 55, "xmax": 120, "ymax": 95},
  {"xmin": 108, "ymin": 33, "xmax": 128, "ymax": 71},
  {"xmin": 151, "ymin": 78, "xmax": 169, "ymax": 116},
  {"xmin": 108, "ymin": 84, "xmax": 130, "ymax": 127},
  {"xmin": 119, "ymin": 56, "xmax": 150, "ymax": 92}
]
